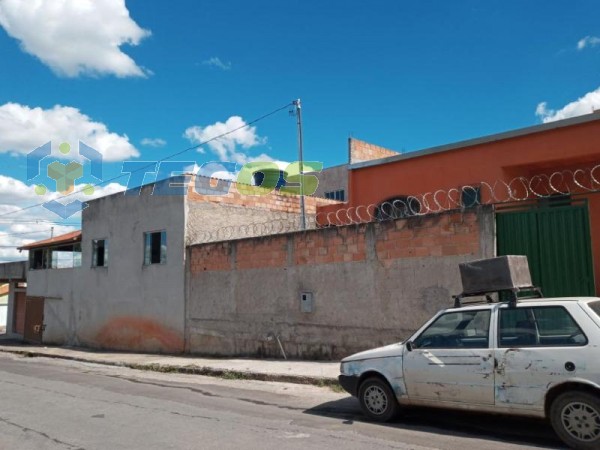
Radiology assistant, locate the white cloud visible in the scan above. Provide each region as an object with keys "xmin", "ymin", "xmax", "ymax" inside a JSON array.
[
  {"xmin": 183, "ymin": 163, "xmax": 198, "ymax": 174},
  {"xmin": 0, "ymin": 174, "xmax": 125, "ymax": 261},
  {"xmin": 0, "ymin": 224, "xmax": 76, "ymax": 262},
  {"xmin": 535, "ymin": 88, "xmax": 600, "ymax": 123},
  {"xmin": 0, "ymin": 103, "xmax": 140, "ymax": 161},
  {"xmin": 577, "ymin": 36, "xmax": 600, "ymax": 51},
  {"xmin": 141, "ymin": 138, "xmax": 167, "ymax": 148},
  {"xmin": 184, "ymin": 116, "xmax": 274, "ymax": 164},
  {"xmin": 202, "ymin": 57, "xmax": 232, "ymax": 71},
  {"xmin": 0, "ymin": 0, "xmax": 150, "ymax": 78}
]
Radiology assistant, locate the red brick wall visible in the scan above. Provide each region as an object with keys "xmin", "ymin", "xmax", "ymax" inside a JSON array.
[
  {"xmin": 190, "ymin": 210, "xmax": 481, "ymax": 274},
  {"xmin": 349, "ymin": 137, "xmax": 400, "ymax": 164},
  {"xmin": 190, "ymin": 243, "xmax": 232, "ymax": 272},
  {"xmin": 188, "ymin": 174, "xmax": 337, "ymax": 214}
]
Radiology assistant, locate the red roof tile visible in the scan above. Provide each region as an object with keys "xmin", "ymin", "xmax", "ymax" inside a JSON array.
[{"xmin": 18, "ymin": 230, "xmax": 82, "ymax": 251}]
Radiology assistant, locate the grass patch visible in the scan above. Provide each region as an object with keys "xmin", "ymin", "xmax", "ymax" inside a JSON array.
[
  {"xmin": 219, "ymin": 370, "xmax": 250, "ymax": 380},
  {"xmin": 314, "ymin": 378, "xmax": 345, "ymax": 393}
]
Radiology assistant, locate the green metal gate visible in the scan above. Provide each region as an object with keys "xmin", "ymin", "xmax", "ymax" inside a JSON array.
[{"xmin": 496, "ymin": 199, "xmax": 595, "ymax": 297}]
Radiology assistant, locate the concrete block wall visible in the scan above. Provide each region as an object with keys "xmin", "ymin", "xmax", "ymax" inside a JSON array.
[
  {"xmin": 310, "ymin": 164, "xmax": 349, "ymax": 199},
  {"xmin": 349, "ymin": 137, "xmax": 400, "ymax": 164},
  {"xmin": 186, "ymin": 206, "xmax": 495, "ymax": 360},
  {"xmin": 187, "ymin": 175, "xmax": 340, "ymax": 245}
]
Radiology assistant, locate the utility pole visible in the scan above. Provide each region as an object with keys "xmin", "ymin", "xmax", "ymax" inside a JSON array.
[
  {"xmin": 50, "ymin": 226, "xmax": 54, "ymax": 239},
  {"xmin": 293, "ymin": 99, "xmax": 306, "ymax": 230}
]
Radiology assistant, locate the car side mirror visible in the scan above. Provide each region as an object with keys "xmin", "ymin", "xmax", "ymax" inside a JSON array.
[{"xmin": 405, "ymin": 341, "xmax": 413, "ymax": 352}]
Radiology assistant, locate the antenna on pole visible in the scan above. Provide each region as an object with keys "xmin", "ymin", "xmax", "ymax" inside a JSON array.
[{"xmin": 292, "ymin": 99, "xmax": 306, "ymax": 230}]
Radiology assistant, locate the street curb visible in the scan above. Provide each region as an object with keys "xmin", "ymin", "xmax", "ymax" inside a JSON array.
[{"xmin": 0, "ymin": 348, "xmax": 341, "ymax": 390}]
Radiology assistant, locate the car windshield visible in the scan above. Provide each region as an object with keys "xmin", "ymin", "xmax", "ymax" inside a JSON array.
[{"xmin": 588, "ymin": 300, "xmax": 600, "ymax": 318}]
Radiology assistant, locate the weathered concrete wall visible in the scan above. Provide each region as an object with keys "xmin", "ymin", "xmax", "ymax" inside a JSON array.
[
  {"xmin": 186, "ymin": 206, "xmax": 495, "ymax": 360},
  {"xmin": 311, "ymin": 164, "xmax": 348, "ymax": 200},
  {"xmin": 27, "ymin": 182, "xmax": 187, "ymax": 353},
  {"xmin": 0, "ymin": 261, "xmax": 27, "ymax": 281}
]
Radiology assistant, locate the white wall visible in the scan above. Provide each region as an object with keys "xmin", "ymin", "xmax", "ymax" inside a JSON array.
[{"xmin": 0, "ymin": 294, "xmax": 7, "ymax": 328}]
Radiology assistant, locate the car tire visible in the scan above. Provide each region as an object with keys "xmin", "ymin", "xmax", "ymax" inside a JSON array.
[
  {"xmin": 550, "ymin": 391, "xmax": 600, "ymax": 450},
  {"xmin": 358, "ymin": 377, "xmax": 399, "ymax": 422}
]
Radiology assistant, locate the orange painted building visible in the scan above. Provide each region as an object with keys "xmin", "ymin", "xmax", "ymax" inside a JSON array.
[{"xmin": 320, "ymin": 111, "xmax": 600, "ymax": 296}]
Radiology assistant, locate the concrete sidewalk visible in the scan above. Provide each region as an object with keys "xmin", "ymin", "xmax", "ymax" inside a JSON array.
[{"xmin": 0, "ymin": 342, "xmax": 340, "ymax": 386}]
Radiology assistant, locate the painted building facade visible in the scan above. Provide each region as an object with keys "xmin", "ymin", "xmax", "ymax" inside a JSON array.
[{"xmin": 320, "ymin": 112, "xmax": 600, "ymax": 298}]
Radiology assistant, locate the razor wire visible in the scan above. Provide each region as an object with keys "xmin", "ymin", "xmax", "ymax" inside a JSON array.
[
  {"xmin": 186, "ymin": 211, "xmax": 317, "ymax": 245},
  {"xmin": 190, "ymin": 164, "xmax": 600, "ymax": 243}
]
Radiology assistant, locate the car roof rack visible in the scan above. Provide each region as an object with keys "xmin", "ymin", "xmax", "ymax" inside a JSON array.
[{"xmin": 452, "ymin": 286, "xmax": 544, "ymax": 309}]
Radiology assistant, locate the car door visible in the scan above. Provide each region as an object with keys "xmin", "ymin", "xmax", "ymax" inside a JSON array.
[
  {"xmin": 494, "ymin": 304, "xmax": 590, "ymax": 410},
  {"xmin": 403, "ymin": 309, "xmax": 495, "ymax": 405}
]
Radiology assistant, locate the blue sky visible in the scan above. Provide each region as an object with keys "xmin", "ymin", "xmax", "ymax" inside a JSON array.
[{"xmin": 0, "ymin": 0, "xmax": 599, "ymax": 259}]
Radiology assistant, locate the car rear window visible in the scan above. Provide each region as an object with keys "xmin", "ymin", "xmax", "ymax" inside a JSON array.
[
  {"xmin": 498, "ymin": 306, "xmax": 587, "ymax": 347},
  {"xmin": 588, "ymin": 301, "xmax": 600, "ymax": 318}
]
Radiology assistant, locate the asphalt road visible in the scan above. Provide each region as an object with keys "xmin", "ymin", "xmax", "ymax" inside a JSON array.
[{"xmin": 0, "ymin": 353, "xmax": 564, "ymax": 450}]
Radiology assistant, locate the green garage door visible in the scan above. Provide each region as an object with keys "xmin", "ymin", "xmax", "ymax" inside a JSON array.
[{"xmin": 496, "ymin": 200, "xmax": 595, "ymax": 297}]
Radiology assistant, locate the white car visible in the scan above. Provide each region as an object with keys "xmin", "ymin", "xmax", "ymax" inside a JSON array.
[{"xmin": 339, "ymin": 297, "xmax": 600, "ymax": 450}]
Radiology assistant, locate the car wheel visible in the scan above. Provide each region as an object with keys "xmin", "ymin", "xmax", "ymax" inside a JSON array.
[
  {"xmin": 550, "ymin": 391, "xmax": 600, "ymax": 450},
  {"xmin": 358, "ymin": 377, "xmax": 399, "ymax": 422}
]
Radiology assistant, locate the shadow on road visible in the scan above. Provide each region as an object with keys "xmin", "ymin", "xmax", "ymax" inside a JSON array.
[{"xmin": 304, "ymin": 396, "xmax": 564, "ymax": 449}]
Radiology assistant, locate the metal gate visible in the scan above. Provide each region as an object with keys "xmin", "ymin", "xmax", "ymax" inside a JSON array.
[{"xmin": 496, "ymin": 199, "xmax": 595, "ymax": 297}]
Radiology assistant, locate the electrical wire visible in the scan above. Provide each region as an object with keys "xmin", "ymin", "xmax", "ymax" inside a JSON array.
[
  {"xmin": 0, "ymin": 101, "xmax": 293, "ymax": 220},
  {"xmin": 0, "ymin": 229, "xmax": 57, "ymax": 237}
]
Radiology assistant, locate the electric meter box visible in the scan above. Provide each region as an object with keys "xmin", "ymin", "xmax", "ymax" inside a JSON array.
[{"xmin": 300, "ymin": 292, "xmax": 314, "ymax": 313}]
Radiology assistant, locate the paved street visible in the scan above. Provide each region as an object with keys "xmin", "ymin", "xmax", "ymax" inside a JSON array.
[{"xmin": 0, "ymin": 353, "xmax": 563, "ymax": 450}]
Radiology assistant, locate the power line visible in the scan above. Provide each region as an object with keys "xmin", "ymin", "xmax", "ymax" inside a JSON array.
[
  {"xmin": 0, "ymin": 101, "xmax": 293, "ymax": 220},
  {"xmin": 0, "ymin": 229, "xmax": 54, "ymax": 237},
  {"xmin": 0, "ymin": 219, "xmax": 80, "ymax": 225}
]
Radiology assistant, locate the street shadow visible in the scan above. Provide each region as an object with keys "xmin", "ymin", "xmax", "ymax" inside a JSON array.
[{"xmin": 304, "ymin": 396, "xmax": 564, "ymax": 449}]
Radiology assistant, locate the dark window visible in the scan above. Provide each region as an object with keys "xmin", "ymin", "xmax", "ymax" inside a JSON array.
[
  {"xmin": 325, "ymin": 189, "xmax": 345, "ymax": 201},
  {"xmin": 461, "ymin": 186, "xmax": 481, "ymax": 208},
  {"xmin": 30, "ymin": 249, "xmax": 47, "ymax": 270},
  {"xmin": 30, "ymin": 245, "xmax": 81, "ymax": 270},
  {"xmin": 412, "ymin": 310, "xmax": 491, "ymax": 349},
  {"xmin": 144, "ymin": 231, "xmax": 166, "ymax": 265},
  {"xmin": 588, "ymin": 301, "xmax": 600, "ymax": 318},
  {"xmin": 498, "ymin": 306, "xmax": 587, "ymax": 347},
  {"xmin": 92, "ymin": 239, "xmax": 108, "ymax": 267}
]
